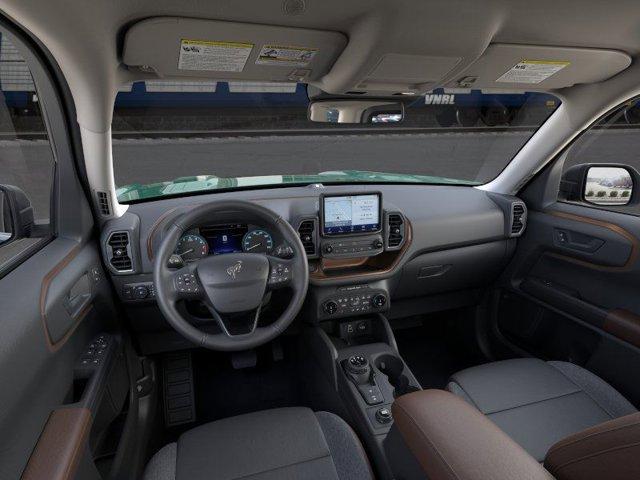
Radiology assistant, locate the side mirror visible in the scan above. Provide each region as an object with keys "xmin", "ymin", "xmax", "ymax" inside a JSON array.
[
  {"xmin": 0, "ymin": 185, "xmax": 34, "ymax": 245},
  {"xmin": 308, "ymin": 99, "xmax": 404, "ymax": 124},
  {"xmin": 560, "ymin": 164, "xmax": 637, "ymax": 206}
]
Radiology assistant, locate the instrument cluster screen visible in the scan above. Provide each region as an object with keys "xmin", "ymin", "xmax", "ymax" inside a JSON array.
[
  {"xmin": 201, "ymin": 224, "xmax": 247, "ymax": 255},
  {"xmin": 322, "ymin": 193, "xmax": 381, "ymax": 235}
]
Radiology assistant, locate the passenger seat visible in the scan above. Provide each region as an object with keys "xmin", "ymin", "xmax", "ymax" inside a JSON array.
[{"xmin": 447, "ymin": 358, "xmax": 637, "ymax": 461}]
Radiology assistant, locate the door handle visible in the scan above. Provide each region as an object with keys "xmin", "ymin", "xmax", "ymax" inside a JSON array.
[
  {"xmin": 63, "ymin": 273, "xmax": 92, "ymax": 318},
  {"xmin": 554, "ymin": 228, "xmax": 605, "ymax": 253}
]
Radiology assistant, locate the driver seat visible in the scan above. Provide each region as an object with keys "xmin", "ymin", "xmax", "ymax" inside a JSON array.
[{"xmin": 143, "ymin": 407, "xmax": 374, "ymax": 480}]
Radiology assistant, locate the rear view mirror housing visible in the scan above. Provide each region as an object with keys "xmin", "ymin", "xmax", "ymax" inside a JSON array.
[
  {"xmin": 308, "ymin": 99, "xmax": 405, "ymax": 124},
  {"xmin": 560, "ymin": 163, "xmax": 638, "ymax": 206},
  {"xmin": 0, "ymin": 185, "xmax": 34, "ymax": 244}
]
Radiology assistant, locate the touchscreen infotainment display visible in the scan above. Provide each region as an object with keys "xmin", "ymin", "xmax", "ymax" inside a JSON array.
[{"xmin": 322, "ymin": 193, "xmax": 381, "ymax": 235}]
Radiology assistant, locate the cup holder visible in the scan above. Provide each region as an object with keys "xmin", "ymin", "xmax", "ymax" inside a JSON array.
[{"xmin": 374, "ymin": 354, "xmax": 419, "ymax": 398}]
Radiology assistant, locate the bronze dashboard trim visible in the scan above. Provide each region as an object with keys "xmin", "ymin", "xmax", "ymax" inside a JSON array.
[
  {"xmin": 546, "ymin": 210, "xmax": 639, "ymax": 271},
  {"xmin": 309, "ymin": 219, "xmax": 413, "ymax": 282}
]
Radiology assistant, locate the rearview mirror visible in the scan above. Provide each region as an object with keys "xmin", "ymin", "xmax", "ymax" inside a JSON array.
[
  {"xmin": 584, "ymin": 166, "xmax": 633, "ymax": 206},
  {"xmin": 308, "ymin": 99, "xmax": 404, "ymax": 124}
]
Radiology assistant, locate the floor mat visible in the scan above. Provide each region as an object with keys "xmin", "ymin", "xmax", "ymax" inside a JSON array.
[
  {"xmin": 190, "ymin": 340, "xmax": 304, "ymax": 425},
  {"xmin": 394, "ymin": 314, "xmax": 485, "ymax": 389}
]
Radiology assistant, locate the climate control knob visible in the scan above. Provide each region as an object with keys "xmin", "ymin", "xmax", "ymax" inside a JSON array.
[
  {"xmin": 323, "ymin": 301, "xmax": 338, "ymax": 315},
  {"xmin": 372, "ymin": 294, "xmax": 387, "ymax": 308}
]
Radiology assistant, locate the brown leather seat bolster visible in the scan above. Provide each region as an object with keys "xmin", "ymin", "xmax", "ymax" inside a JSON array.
[
  {"xmin": 392, "ymin": 389, "xmax": 552, "ymax": 480},
  {"xmin": 544, "ymin": 412, "xmax": 640, "ymax": 480}
]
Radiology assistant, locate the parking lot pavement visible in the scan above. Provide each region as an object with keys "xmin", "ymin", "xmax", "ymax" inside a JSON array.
[
  {"xmin": 2, "ymin": 128, "xmax": 640, "ymax": 220},
  {"xmin": 111, "ymin": 130, "xmax": 533, "ymax": 186}
]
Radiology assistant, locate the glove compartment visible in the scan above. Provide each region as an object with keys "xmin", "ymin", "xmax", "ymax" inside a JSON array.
[{"xmin": 393, "ymin": 240, "xmax": 511, "ymax": 299}]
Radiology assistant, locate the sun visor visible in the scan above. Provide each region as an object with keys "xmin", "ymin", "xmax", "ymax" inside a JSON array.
[
  {"xmin": 445, "ymin": 44, "xmax": 631, "ymax": 90},
  {"xmin": 122, "ymin": 18, "xmax": 347, "ymax": 83}
]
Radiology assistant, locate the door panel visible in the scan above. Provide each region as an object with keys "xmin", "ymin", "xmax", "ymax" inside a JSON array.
[
  {"xmin": 0, "ymin": 22, "xmax": 131, "ymax": 480},
  {"xmin": 41, "ymin": 241, "xmax": 103, "ymax": 349},
  {"xmin": 496, "ymin": 201, "xmax": 640, "ymax": 406},
  {"xmin": 0, "ymin": 237, "xmax": 120, "ymax": 479}
]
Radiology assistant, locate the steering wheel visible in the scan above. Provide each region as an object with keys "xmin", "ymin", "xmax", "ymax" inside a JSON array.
[{"xmin": 153, "ymin": 200, "xmax": 309, "ymax": 351}]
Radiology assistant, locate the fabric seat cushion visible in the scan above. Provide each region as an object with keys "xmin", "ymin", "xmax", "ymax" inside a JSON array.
[
  {"xmin": 143, "ymin": 407, "xmax": 373, "ymax": 480},
  {"xmin": 447, "ymin": 358, "xmax": 636, "ymax": 461}
]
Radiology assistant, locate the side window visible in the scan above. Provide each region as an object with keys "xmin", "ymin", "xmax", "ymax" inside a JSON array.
[
  {"xmin": 560, "ymin": 99, "xmax": 640, "ymax": 215},
  {"xmin": 0, "ymin": 33, "xmax": 55, "ymax": 254}
]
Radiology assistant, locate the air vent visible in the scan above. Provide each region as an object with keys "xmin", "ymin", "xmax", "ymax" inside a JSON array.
[
  {"xmin": 297, "ymin": 219, "xmax": 316, "ymax": 256},
  {"xmin": 387, "ymin": 213, "xmax": 405, "ymax": 249},
  {"xmin": 107, "ymin": 231, "xmax": 133, "ymax": 272},
  {"xmin": 511, "ymin": 203, "xmax": 527, "ymax": 236},
  {"xmin": 96, "ymin": 191, "xmax": 111, "ymax": 216}
]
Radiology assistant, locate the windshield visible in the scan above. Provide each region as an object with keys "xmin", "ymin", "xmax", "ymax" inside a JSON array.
[{"xmin": 112, "ymin": 81, "xmax": 560, "ymax": 202}]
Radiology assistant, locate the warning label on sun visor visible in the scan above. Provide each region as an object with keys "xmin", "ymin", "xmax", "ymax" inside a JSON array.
[
  {"xmin": 256, "ymin": 45, "xmax": 317, "ymax": 67},
  {"xmin": 496, "ymin": 60, "xmax": 570, "ymax": 84},
  {"xmin": 178, "ymin": 40, "xmax": 253, "ymax": 72}
]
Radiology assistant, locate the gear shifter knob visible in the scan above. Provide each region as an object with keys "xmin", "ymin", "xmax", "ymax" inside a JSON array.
[{"xmin": 345, "ymin": 355, "xmax": 371, "ymax": 384}]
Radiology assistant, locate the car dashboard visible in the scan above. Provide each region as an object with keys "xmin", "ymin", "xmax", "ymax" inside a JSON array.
[{"xmin": 100, "ymin": 184, "xmax": 527, "ymax": 354}]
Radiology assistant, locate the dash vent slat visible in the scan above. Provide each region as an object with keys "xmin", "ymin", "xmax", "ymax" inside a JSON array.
[
  {"xmin": 297, "ymin": 220, "xmax": 316, "ymax": 256},
  {"xmin": 511, "ymin": 203, "xmax": 526, "ymax": 236},
  {"xmin": 107, "ymin": 231, "xmax": 133, "ymax": 271},
  {"xmin": 387, "ymin": 213, "xmax": 404, "ymax": 248}
]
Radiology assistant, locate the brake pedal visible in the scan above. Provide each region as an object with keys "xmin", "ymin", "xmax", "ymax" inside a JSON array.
[
  {"xmin": 271, "ymin": 340, "xmax": 284, "ymax": 362},
  {"xmin": 162, "ymin": 352, "xmax": 196, "ymax": 427}
]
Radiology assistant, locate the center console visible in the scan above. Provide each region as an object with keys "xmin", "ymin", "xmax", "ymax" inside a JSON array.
[
  {"xmin": 301, "ymin": 313, "xmax": 422, "ymax": 480},
  {"xmin": 295, "ymin": 192, "xmax": 420, "ymax": 478}
]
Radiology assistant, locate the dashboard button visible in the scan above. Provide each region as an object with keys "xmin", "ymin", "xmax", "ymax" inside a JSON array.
[
  {"xmin": 133, "ymin": 286, "xmax": 149, "ymax": 299},
  {"xmin": 122, "ymin": 285, "xmax": 133, "ymax": 299},
  {"xmin": 372, "ymin": 294, "xmax": 387, "ymax": 308},
  {"xmin": 375, "ymin": 407, "xmax": 393, "ymax": 424},
  {"xmin": 323, "ymin": 301, "xmax": 338, "ymax": 315}
]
